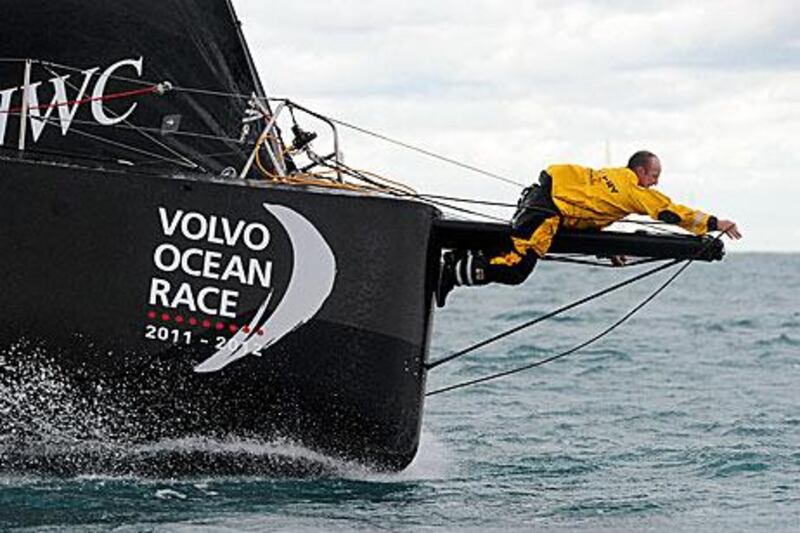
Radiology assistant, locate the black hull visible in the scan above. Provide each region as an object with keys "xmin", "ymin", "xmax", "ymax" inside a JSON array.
[{"xmin": 0, "ymin": 158, "xmax": 439, "ymax": 472}]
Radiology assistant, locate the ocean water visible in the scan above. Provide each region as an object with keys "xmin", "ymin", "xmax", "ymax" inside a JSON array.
[{"xmin": 1, "ymin": 253, "xmax": 798, "ymax": 531}]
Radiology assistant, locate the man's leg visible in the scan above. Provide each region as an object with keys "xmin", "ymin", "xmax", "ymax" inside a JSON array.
[
  {"xmin": 435, "ymin": 173, "xmax": 559, "ymax": 307},
  {"xmin": 436, "ymin": 248, "xmax": 538, "ymax": 307},
  {"xmin": 485, "ymin": 249, "xmax": 538, "ymax": 285}
]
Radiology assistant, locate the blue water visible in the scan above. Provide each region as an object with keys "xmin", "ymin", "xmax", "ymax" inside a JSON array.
[{"xmin": 2, "ymin": 253, "xmax": 799, "ymax": 531}]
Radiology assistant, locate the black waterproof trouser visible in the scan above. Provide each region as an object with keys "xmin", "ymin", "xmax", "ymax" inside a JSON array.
[{"xmin": 483, "ymin": 170, "xmax": 561, "ymax": 285}]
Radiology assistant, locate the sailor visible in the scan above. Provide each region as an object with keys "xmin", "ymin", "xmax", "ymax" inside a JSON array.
[{"xmin": 436, "ymin": 150, "xmax": 742, "ymax": 307}]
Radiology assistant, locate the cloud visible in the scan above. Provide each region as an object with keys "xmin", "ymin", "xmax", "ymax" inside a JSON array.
[{"xmin": 233, "ymin": 0, "xmax": 800, "ymax": 250}]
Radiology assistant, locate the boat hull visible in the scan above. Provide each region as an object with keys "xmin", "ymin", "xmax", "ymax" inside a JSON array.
[{"xmin": 0, "ymin": 158, "xmax": 438, "ymax": 472}]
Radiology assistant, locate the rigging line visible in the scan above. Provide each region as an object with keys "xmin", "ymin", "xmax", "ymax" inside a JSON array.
[
  {"xmin": 42, "ymin": 64, "xmax": 200, "ymax": 170},
  {"xmin": 328, "ymin": 163, "xmax": 684, "ymax": 232},
  {"xmin": 425, "ymin": 258, "xmax": 682, "ymax": 370},
  {"xmin": 410, "ymin": 194, "xmax": 508, "ymax": 222},
  {"xmin": 38, "ymin": 65, "xmax": 269, "ymax": 102},
  {"xmin": 418, "ymin": 193, "xmax": 516, "ymax": 208},
  {"xmin": 3, "ymin": 107, "xmax": 244, "ymax": 145},
  {"xmin": 133, "ymin": 149, "xmax": 245, "ymax": 167},
  {"xmin": 0, "ymin": 60, "xmax": 688, "ymax": 220},
  {"xmin": 31, "ymin": 60, "xmax": 263, "ymax": 100},
  {"xmin": 419, "ymin": 197, "xmax": 510, "ymax": 223},
  {"xmin": 8, "ymin": 110, "xmax": 191, "ymax": 167},
  {"xmin": 171, "ymin": 85, "xmax": 257, "ymax": 100},
  {"xmin": 21, "ymin": 112, "xmax": 247, "ymax": 145},
  {"xmin": 37, "ymin": 60, "xmax": 155, "ymax": 88},
  {"xmin": 541, "ymin": 194, "xmax": 707, "ymax": 236},
  {"xmin": 426, "ymin": 229, "xmax": 728, "ymax": 394},
  {"xmin": 17, "ymin": 59, "xmax": 703, "ymax": 235},
  {"xmin": 325, "ymin": 117, "xmax": 525, "ymax": 189},
  {"xmin": 316, "ymin": 163, "xmax": 531, "ymax": 222},
  {"xmin": 338, "ymin": 165, "xmax": 419, "ymax": 195},
  {"xmin": 0, "ymin": 57, "xmax": 31, "ymax": 64},
  {"xmin": 49, "ymin": 122, "xmax": 200, "ymax": 168},
  {"xmin": 394, "ymin": 186, "xmax": 681, "ymax": 229},
  {"xmin": 316, "ymin": 160, "xmax": 671, "ymax": 230},
  {"xmin": 624, "ymin": 226, "xmax": 677, "ymax": 237},
  {"xmin": 412, "ymin": 192, "xmax": 679, "ymax": 230},
  {"xmin": 340, "ymin": 171, "xmax": 408, "ymax": 195},
  {"xmin": 541, "ymin": 256, "xmax": 665, "ymax": 268},
  {"xmin": 0, "ymin": 143, "xmax": 142, "ymax": 168},
  {"xmin": 325, "ymin": 160, "xmax": 416, "ymax": 194},
  {"xmin": 426, "ymin": 258, "xmax": 693, "ymax": 396},
  {"xmin": 323, "ymin": 161, "xmax": 510, "ymax": 221},
  {"xmin": 413, "ymin": 196, "xmax": 685, "ymax": 236},
  {"xmin": 128, "ymin": 127, "xmax": 244, "ymax": 144},
  {"xmin": 5, "ymin": 62, "xmax": 685, "ymax": 223},
  {"xmin": 3, "ymin": 85, "xmax": 160, "ymax": 114}
]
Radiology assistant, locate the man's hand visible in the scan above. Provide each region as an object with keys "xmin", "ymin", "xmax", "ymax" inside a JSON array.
[
  {"xmin": 717, "ymin": 219, "xmax": 742, "ymax": 240},
  {"xmin": 610, "ymin": 255, "xmax": 628, "ymax": 267}
]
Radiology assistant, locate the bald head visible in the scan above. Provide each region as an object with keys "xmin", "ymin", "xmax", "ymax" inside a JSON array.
[{"xmin": 628, "ymin": 150, "xmax": 661, "ymax": 188}]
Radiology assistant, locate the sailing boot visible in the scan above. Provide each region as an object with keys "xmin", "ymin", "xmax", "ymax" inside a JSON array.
[
  {"xmin": 454, "ymin": 250, "xmax": 489, "ymax": 288},
  {"xmin": 436, "ymin": 250, "xmax": 488, "ymax": 308},
  {"xmin": 436, "ymin": 251, "xmax": 458, "ymax": 308}
]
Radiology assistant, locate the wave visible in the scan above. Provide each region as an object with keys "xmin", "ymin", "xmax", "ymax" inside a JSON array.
[{"xmin": 0, "ymin": 341, "xmax": 449, "ymax": 480}]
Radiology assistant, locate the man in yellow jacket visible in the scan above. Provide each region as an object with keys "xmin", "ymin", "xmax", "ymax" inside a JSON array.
[{"xmin": 436, "ymin": 150, "xmax": 741, "ymax": 306}]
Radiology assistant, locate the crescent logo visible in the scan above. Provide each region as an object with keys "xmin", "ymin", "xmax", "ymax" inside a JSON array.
[{"xmin": 193, "ymin": 203, "xmax": 337, "ymax": 373}]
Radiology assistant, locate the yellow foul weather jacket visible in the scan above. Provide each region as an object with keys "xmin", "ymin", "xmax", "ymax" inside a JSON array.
[{"xmin": 506, "ymin": 164, "xmax": 715, "ymax": 260}]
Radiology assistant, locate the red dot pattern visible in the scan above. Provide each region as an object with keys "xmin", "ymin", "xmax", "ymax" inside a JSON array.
[{"xmin": 146, "ymin": 310, "xmax": 265, "ymax": 336}]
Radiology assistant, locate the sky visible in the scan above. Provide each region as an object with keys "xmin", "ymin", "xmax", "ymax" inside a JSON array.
[{"xmin": 234, "ymin": 0, "xmax": 800, "ymax": 251}]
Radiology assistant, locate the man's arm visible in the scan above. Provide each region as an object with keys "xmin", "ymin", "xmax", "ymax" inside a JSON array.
[{"xmin": 628, "ymin": 187, "xmax": 740, "ymax": 237}]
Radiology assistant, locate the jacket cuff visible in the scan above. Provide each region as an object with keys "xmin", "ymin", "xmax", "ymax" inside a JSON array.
[{"xmin": 707, "ymin": 216, "xmax": 718, "ymax": 232}]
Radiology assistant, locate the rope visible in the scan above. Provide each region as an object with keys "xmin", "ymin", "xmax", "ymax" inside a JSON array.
[
  {"xmin": 416, "ymin": 193, "xmax": 678, "ymax": 229},
  {"xmin": 40, "ymin": 64, "xmax": 199, "ymax": 171},
  {"xmin": 50, "ymin": 121, "xmax": 197, "ymax": 168},
  {"xmin": 396, "ymin": 187, "xmax": 687, "ymax": 236},
  {"xmin": 324, "ymin": 166, "xmax": 689, "ymax": 230},
  {"xmin": 0, "ymin": 57, "xmax": 704, "ymax": 239},
  {"xmin": 412, "ymin": 192, "xmax": 681, "ymax": 233},
  {"xmin": 52, "ymin": 115, "xmax": 247, "ymax": 144},
  {"xmin": 425, "ymin": 231, "xmax": 726, "ymax": 396},
  {"xmin": 0, "ymin": 58, "xmax": 690, "ymax": 231},
  {"xmin": 417, "ymin": 197, "xmax": 511, "ymax": 223},
  {"xmin": 327, "ymin": 116, "xmax": 525, "ymax": 189},
  {"xmin": 4, "ymin": 104, "xmax": 196, "ymax": 168},
  {"xmin": 343, "ymin": 167, "xmax": 418, "ymax": 195},
  {"xmin": 3, "ymin": 85, "xmax": 160, "ymax": 114},
  {"xmin": 541, "ymin": 255, "xmax": 664, "ymax": 268},
  {"xmin": 33, "ymin": 59, "xmax": 156, "ymax": 87},
  {"xmin": 252, "ymin": 133, "xmax": 370, "ymax": 192},
  {"xmin": 426, "ymin": 259, "xmax": 691, "ymax": 396},
  {"xmin": 4, "ymin": 61, "xmax": 198, "ymax": 170},
  {"xmin": 425, "ymin": 258, "xmax": 681, "ymax": 370}
]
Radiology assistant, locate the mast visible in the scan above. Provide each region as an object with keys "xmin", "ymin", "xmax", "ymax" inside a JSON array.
[{"xmin": 224, "ymin": 0, "xmax": 267, "ymax": 102}]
